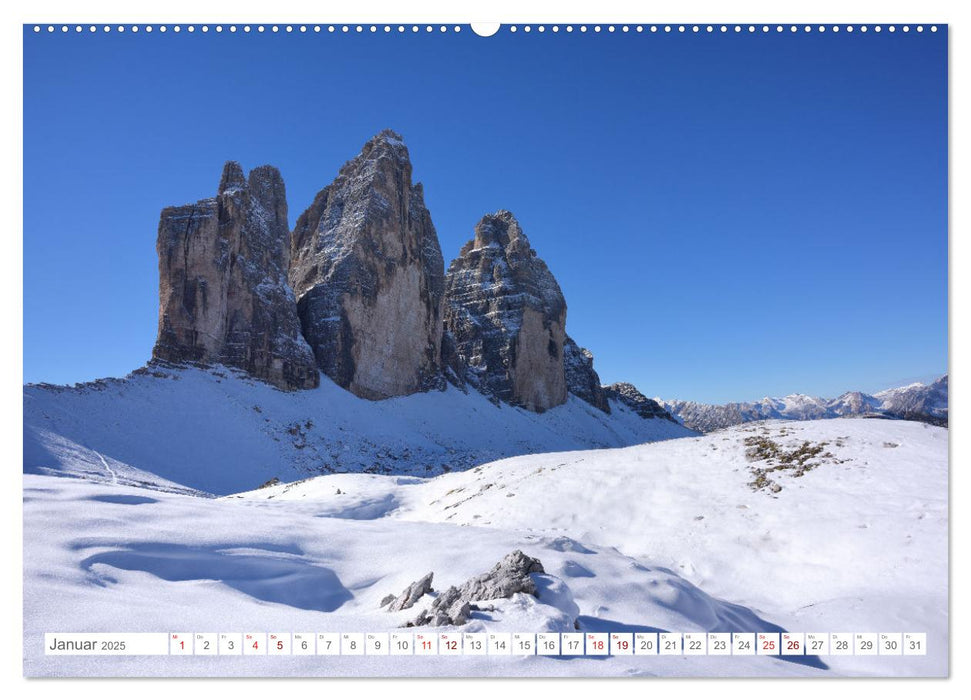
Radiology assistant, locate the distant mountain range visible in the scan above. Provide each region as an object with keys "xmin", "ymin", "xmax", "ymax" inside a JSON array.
[{"xmin": 656, "ymin": 375, "xmax": 948, "ymax": 433}]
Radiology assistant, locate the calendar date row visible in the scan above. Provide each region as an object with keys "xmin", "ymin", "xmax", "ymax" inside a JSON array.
[{"xmin": 45, "ymin": 632, "xmax": 927, "ymax": 657}]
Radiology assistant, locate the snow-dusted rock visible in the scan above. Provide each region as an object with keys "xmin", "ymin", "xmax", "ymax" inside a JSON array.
[
  {"xmin": 411, "ymin": 585, "xmax": 472, "ymax": 627},
  {"xmin": 444, "ymin": 211, "xmax": 567, "ymax": 413},
  {"xmin": 605, "ymin": 382, "xmax": 674, "ymax": 421},
  {"xmin": 411, "ymin": 550, "xmax": 545, "ymax": 626},
  {"xmin": 289, "ymin": 130, "xmax": 445, "ymax": 400},
  {"xmin": 458, "ymin": 549, "xmax": 545, "ymax": 600},
  {"xmin": 385, "ymin": 572, "xmax": 434, "ymax": 612},
  {"xmin": 153, "ymin": 161, "xmax": 318, "ymax": 391},
  {"xmin": 564, "ymin": 336, "xmax": 609, "ymax": 413}
]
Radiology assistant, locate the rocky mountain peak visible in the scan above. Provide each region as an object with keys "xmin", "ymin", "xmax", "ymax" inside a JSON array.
[
  {"xmin": 470, "ymin": 209, "xmax": 529, "ymax": 250},
  {"xmin": 289, "ymin": 130, "xmax": 445, "ymax": 399},
  {"xmin": 153, "ymin": 160, "xmax": 318, "ymax": 391},
  {"xmin": 444, "ymin": 211, "xmax": 567, "ymax": 412},
  {"xmin": 218, "ymin": 160, "xmax": 247, "ymax": 194}
]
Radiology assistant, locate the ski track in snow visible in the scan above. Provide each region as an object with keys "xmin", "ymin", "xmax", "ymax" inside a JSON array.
[{"xmin": 93, "ymin": 449, "xmax": 118, "ymax": 485}]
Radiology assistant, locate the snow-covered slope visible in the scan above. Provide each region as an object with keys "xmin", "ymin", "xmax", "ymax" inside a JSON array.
[
  {"xmin": 658, "ymin": 376, "xmax": 948, "ymax": 432},
  {"xmin": 24, "ymin": 418, "xmax": 946, "ymax": 677},
  {"xmin": 24, "ymin": 365, "xmax": 694, "ymax": 495}
]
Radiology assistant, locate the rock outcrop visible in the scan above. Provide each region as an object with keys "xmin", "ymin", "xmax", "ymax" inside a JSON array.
[
  {"xmin": 444, "ymin": 211, "xmax": 567, "ymax": 413},
  {"xmin": 605, "ymin": 382, "xmax": 676, "ymax": 421},
  {"xmin": 289, "ymin": 130, "xmax": 446, "ymax": 400},
  {"xmin": 153, "ymin": 161, "xmax": 318, "ymax": 391},
  {"xmin": 384, "ymin": 572, "xmax": 434, "ymax": 612},
  {"xmin": 564, "ymin": 336, "xmax": 610, "ymax": 413},
  {"xmin": 410, "ymin": 550, "xmax": 545, "ymax": 627}
]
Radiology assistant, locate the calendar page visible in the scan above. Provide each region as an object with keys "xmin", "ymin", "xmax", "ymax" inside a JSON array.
[{"xmin": 21, "ymin": 13, "xmax": 948, "ymax": 680}]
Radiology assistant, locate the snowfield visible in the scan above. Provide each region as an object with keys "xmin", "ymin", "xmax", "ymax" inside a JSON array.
[
  {"xmin": 23, "ymin": 404, "xmax": 947, "ymax": 677},
  {"xmin": 23, "ymin": 366, "xmax": 694, "ymax": 495}
]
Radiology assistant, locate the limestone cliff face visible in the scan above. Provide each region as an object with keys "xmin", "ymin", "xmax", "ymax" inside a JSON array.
[
  {"xmin": 564, "ymin": 337, "xmax": 610, "ymax": 413},
  {"xmin": 153, "ymin": 162, "xmax": 318, "ymax": 391},
  {"xmin": 444, "ymin": 211, "xmax": 567, "ymax": 413},
  {"xmin": 289, "ymin": 130, "xmax": 445, "ymax": 400}
]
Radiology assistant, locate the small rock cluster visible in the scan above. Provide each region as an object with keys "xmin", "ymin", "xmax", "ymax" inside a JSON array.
[{"xmin": 379, "ymin": 550, "xmax": 546, "ymax": 627}]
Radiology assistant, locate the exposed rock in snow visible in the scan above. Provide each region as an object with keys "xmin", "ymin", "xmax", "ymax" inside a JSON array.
[
  {"xmin": 411, "ymin": 550, "xmax": 545, "ymax": 626},
  {"xmin": 152, "ymin": 161, "xmax": 318, "ymax": 391},
  {"xmin": 457, "ymin": 549, "xmax": 545, "ymax": 600},
  {"xmin": 289, "ymin": 130, "xmax": 445, "ymax": 399},
  {"xmin": 385, "ymin": 572, "xmax": 434, "ymax": 612},
  {"xmin": 444, "ymin": 211, "xmax": 567, "ymax": 413},
  {"xmin": 604, "ymin": 382, "xmax": 675, "ymax": 421},
  {"xmin": 411, "ymin": 585, "xmax": 473, "ymax": 627},
  {"xmin": 563, "ymin": 337, "xmax": 610, "ymax": 413}
]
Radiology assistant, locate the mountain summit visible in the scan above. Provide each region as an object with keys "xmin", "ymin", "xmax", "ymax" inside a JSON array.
[
  {"xmin": 289, "ymin": 130, "xmax": 445, "ymax": 399},
  {"xmin": 444, "ymin": 211, "xmax": 568, "ymax": 412},
  {"xmin": 152, "ymin": 161, "xmax": 318, "ymax": 391}
]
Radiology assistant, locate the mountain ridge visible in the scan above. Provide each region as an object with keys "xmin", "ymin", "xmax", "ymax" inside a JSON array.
[{"xmin": 657, "ymin": 375, "xmax": 948, "ymax": 432}]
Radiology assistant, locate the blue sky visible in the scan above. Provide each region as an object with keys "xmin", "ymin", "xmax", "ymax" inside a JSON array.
[{"xmin": 23, "ymin": 25, "xmax": 947, "ymax": 403}]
